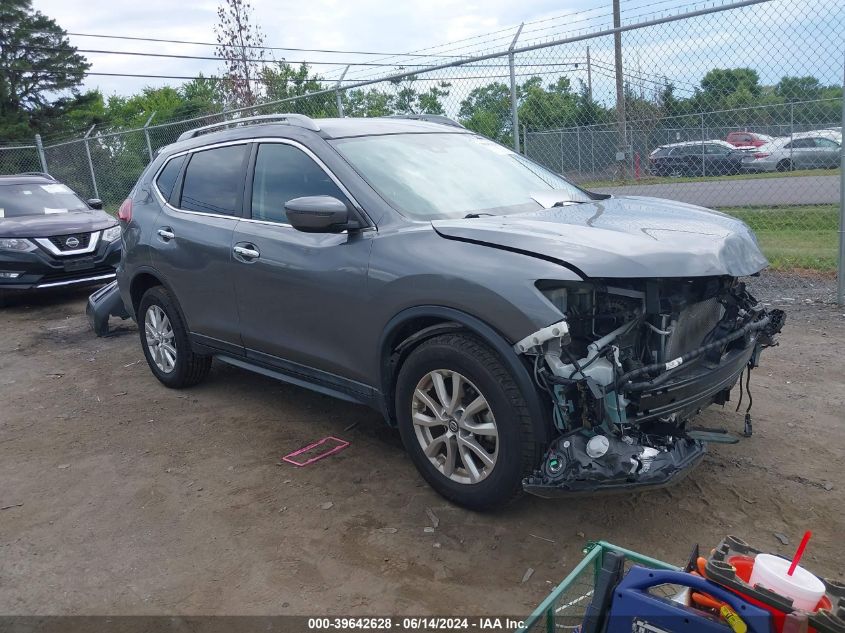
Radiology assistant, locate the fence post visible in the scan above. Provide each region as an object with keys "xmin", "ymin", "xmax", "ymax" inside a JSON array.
[
  {"xmin": 509, "ymin": 23, "xmax": 524, "ymax": 153},
  {"xmin": 335, "ymin": 65, "xmax": 350, "ymax": 118},
  {"xmin": 34, "ymin": 134, "xmax": 48, "ymax": 173},
  {"xmin": 576, "ymin": 127, "xmax": 582, "ymax": 174},
  {"xmin": 143, "ymin": 111, "xmax": 157, "ymax": 161},
  {"xmin": 83, "ymin": 125, "xmax": 99, "ymax": 199},
  {"xmin": 700, "ymin": 113, "xmax": 705, "ymax": 177},
  {"xmin": 837, "ymin": 52, "xmax": 845, "ymax": 305},
  {"xmin": 789, "ymin": 102, "xmax": 794, "ymax": 167}
]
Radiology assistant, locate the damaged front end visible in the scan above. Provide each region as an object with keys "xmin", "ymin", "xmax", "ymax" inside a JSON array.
[{"xmin": 517, "ymin": 277, "xmax": 785, "ymax": 498}]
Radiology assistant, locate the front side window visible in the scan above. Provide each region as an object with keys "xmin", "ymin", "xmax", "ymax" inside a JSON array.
[
  {"xmin": 179, "ymin": 144, "xmax": 249, "ymax": 216},
  {"xmin": 251, "ymin": 143, "xmax": 346, "ymax": 224},
  {"xmin": 330, "ymin": 133, "xmax": 592, "ymax": 220},
  {"xmin": 155, "ymin": 155, "xmax": 186, "ymax": 201},
  {"xmin": 0, "ymin": 182, "xmax": 88, "ymax": 218}
]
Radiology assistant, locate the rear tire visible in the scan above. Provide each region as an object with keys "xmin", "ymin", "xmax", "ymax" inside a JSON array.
[
  {"xmin": 138, "ymin": 285, "xmax": 211, "ymax": 388},
  {"xmin": 776, "ymin": 159, "xmax": 792, "ymax": 172},
  {"xmin": 394, "ymin": 333, "xmax": 538, "ymax": 510}
]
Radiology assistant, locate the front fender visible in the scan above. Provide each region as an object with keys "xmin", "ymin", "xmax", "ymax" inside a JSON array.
[{"xmin": 378, "ymin": 305, "xmax": 552, "ymax": 449}]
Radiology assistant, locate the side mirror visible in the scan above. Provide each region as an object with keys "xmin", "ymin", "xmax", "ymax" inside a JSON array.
[
  {"xmin": 285, "ymin": 196, "xmax": 358, "ymax": 233},
  {"xmin": 87, "ymin": 198, "xmax": 104, "ymax": 210}
]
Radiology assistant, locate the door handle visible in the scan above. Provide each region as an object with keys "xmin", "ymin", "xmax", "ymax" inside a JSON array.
[
  {"xmin": 157, "ymin": 227, "xmax": 175, "ymax": 240},
  {"xmin": 233, "ymin": 244, "xmax": 260, "ymax": 260}
]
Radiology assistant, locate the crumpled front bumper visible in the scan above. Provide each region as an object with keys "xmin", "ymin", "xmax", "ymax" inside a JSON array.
[{"xmin": 523, "ymin": 438, "xmax": 706, "ymax": 498}]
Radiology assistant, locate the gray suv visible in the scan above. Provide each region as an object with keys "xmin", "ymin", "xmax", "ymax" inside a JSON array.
[{"xmin": 113, "ymin": 114, "xmax": 783, "ymax": 509}]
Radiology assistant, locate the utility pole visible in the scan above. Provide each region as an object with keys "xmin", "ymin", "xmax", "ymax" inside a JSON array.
[
  {"xmin": 586, "ymin": 46, "xmax": 593, "ymax": 102},
  {"xmin": 613, "ymin": 0, "xmax": 627, "ymax": 181}
]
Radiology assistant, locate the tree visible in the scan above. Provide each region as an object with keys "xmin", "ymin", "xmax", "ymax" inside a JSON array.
[
  {"xmin": 0, "ymin": 0, "xmax": 91, "ymax": 140},
  {"xmin": 518, "ymin": 76, "xmax": 580, "ymax": 131},
  {"xmin": 214, "ymin": 0, "xmax": 266, "ymax": 109},
  {"xmin": 774, "ymin": 76, "xmax": 822, "ymax": 103},
  {"xmin": 342, "ymin": 88, "xmax": 394, "ymax": 117},
  {"xmin": 260, "ymin": 62, "xmax": 337, "ymax": 116},
  {"xmin": 388, "ymin": 74, "xmax": 450, "ymax": 115},
  {"xmin": 696, "ymin": 68, "xmax": 761, "ymax": 110},
  {"xmin": 458, "ymin": 82, "xmax": 511, "ymax": 143}
]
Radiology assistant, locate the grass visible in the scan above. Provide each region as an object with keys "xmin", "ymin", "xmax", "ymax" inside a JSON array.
[
  {"xmin": 581, "ymin": 167, "xmax": 841, "ymax": 189},
  {"xmin": 717, "ymin": 204, "xmax": 840, "ymax": 272}
]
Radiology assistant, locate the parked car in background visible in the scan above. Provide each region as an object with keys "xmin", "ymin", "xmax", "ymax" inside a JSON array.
[
  {"xmin": 741, "ymin": 131, "xmax": 842, "ymax": 172},
  {"xmin": 0, "ymin": 173, "xmax": 120, "ymax": 305},
  {"xmin": 725, "ymin": 131, "xmax": 773, "ymax": 148},
  {"xmin": 105, "ymin": 114, "xmax": 784, "ymax": 509},
  {"xmin": 649, "ymin": 140, "xmax": 748, "ymax": 177}
]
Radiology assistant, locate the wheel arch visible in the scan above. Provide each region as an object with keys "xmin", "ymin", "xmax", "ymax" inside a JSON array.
[
  {"xmin": 378, "ymin": 305, "xmax": 552, "ymax": 448},
  {"xmin": 128, "ymin": 268, "xmax": 192, "ymax": 339}
]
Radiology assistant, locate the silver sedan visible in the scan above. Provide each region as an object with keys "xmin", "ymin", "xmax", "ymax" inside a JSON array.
[{"xmin": 743, "ymin": 132, "xmax": 842, "ymax": 172}]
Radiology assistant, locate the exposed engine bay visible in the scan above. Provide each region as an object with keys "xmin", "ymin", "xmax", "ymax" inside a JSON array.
[{"xmin": 516, "ymin": 277, "xmax": 786, "ymax": 497}]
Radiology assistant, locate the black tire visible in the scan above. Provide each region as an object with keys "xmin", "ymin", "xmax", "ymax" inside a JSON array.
[
  {"xmin": 138, "ymin": 285, "xmax": 211, "ymax": 388},
  {"xmin": 776, "ymin": 159, "xmax": 792, "ymax": 172},
  {"xmin": 394, "ymin": 333, "xmax": 538, "ymax": 511}
]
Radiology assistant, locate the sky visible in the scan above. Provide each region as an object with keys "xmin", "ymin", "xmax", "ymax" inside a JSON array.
[
  {"xmin": 32, "ymin": 0, "xmax": 583, "ymax": 96},
  {"xmin": 29, "ymin": 0, "xmax": 845, "ymax": 111}
]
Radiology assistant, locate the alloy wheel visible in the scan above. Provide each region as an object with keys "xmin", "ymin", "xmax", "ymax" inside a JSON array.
[
  {"xmin": 144, "ymin": 305, "xmax": 177, "ymax": 374},
  {"xmin": 411, "ymin": 370, "xmax": 499, "ymax": 485}
]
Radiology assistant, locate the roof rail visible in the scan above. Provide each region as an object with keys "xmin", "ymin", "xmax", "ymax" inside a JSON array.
[
  {"xmin": 387, "ymin": 114, "xmax": 465, "ymax": 129},
  {"xmin": 177, "ymin": 113, "xmax": 321, "ymax": 142},
  {"xmin": 16, "ymin": 171, "xmax": 56, "ymax": 180}
]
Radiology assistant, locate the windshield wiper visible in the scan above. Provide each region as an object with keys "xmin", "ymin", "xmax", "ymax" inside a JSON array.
[{"xmin": 463, "ymin": 212, "xmax": 495, "ymax": 219}]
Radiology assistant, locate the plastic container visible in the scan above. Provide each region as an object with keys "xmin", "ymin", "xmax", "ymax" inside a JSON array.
[
  {"xmin": 705, "ymin": 535, "xmax": 845, "ymax": 633},
  {"xmin": 750, "ymin": 554, "xmax": 827, "ymax": 612}
]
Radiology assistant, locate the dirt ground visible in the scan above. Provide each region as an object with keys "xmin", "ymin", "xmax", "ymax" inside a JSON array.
[{"xmin": 1, "ymin": 289, "xmax": 843, "ymax": 616}]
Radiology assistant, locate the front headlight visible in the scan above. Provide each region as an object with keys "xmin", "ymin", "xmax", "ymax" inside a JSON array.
[
  {"xmin": 101, "ymin": 225, "xmax": 122, "ymax": 242},
  {"xmin": 0, "ymin": 238, "xmax": 37, "ymax": 252},
  {"xmin": 541, "ymin": 287, "xmax": 568, "ymax": 313}
]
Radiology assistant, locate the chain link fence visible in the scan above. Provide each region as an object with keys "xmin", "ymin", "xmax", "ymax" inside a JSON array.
[{"xmin": 3, "ymin": 0, "xmax": 843, "ymax": 304}]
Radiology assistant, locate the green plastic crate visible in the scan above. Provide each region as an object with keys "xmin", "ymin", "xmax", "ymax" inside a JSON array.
[{"xmin": 519, "ymin": 541, "xmax": 681, "ymax": 633}]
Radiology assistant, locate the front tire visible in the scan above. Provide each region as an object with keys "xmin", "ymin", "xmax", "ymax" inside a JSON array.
[
  {"xmin": 776, "ymin": 159, "xmax": 792, "ymax": 172},
  {"xmin": 138, "ymin": 285, "xmax": 211, "ymax": 388},
  {"xmin": 394, "ymin": 333, "xmax": 538, "ymax": 510}
]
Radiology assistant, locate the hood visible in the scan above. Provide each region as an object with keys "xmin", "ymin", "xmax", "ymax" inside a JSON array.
[
  {"xmin": 0, "ymin": 209, "xmax": 116, "ymax": 238},
  {"xmin": 431, "ymin": 195, "xmax": 768, "ymax": 279}
]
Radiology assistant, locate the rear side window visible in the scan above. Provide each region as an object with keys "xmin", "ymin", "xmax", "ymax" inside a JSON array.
[
  {"xmin": 179, "ymin": 144, "xmax": 249, "ymax": 216},
  {"xmin": 787, "ymin": 138, "xmax": 814, "ymax": 149},
  {"xmin": 155, "ymin": 155, "xmax": 185, "ymax": 201},
  {"xmin": 251, "ymin": 143, "xmax": 346, "ymax": 224}
]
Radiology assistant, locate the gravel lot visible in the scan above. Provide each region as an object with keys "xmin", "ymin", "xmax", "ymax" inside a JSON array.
[
  {"xmin": 1, "ymin": 289, "xmax": 844, "ymax": 616},
  {"xmin": 594, "ymin": 173, "xmax": 840, "ymax": 207}
]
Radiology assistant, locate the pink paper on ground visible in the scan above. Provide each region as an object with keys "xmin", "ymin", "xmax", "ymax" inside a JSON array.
[{"xmin": 282, "ymin": 436, "xmax": 350, "ymax": 466}]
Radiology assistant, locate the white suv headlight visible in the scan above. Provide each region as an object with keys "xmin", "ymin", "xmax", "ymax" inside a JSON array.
[
  {"xmin": 101, "ymin": 225, "xmax": 122, "ymax": 242},
  {"xmin": 0, "ymin": 238, "xmax": 37, "ymax": 252}
]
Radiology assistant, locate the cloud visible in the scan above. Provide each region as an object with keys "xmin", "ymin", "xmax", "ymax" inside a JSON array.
[{"xmin": 31, "ymin": 0, "xmax": 592, "ymax": 96}]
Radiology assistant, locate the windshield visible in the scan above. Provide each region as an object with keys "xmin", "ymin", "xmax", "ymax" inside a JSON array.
[
  {"xmin": 331, "ymin": 132, "xmax": 592, "ymax": 220},
  {"xmin": 0, "ymin": 182, "xmax": 88, "ymax": 218}
]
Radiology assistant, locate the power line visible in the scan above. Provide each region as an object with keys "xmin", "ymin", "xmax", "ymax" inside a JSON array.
[
  {"xmin": 15, "ymin": 45, "xmax": 587, "ymax": 70},
  {"xmin": 14, "ymin": 30, "xmax": 470, "ymax": 59},
  {"xmin": 17, "ymin": 45, "xmax": 458, "ymax": 67},
  {"xmin": 9, "ymin": 66, "xmax": 585, "ymax": 83}
]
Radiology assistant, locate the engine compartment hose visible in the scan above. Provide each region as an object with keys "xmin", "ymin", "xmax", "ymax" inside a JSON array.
[{"xmin": 616, "ymin": 315, "xmax": 770, "ymax": 393}]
